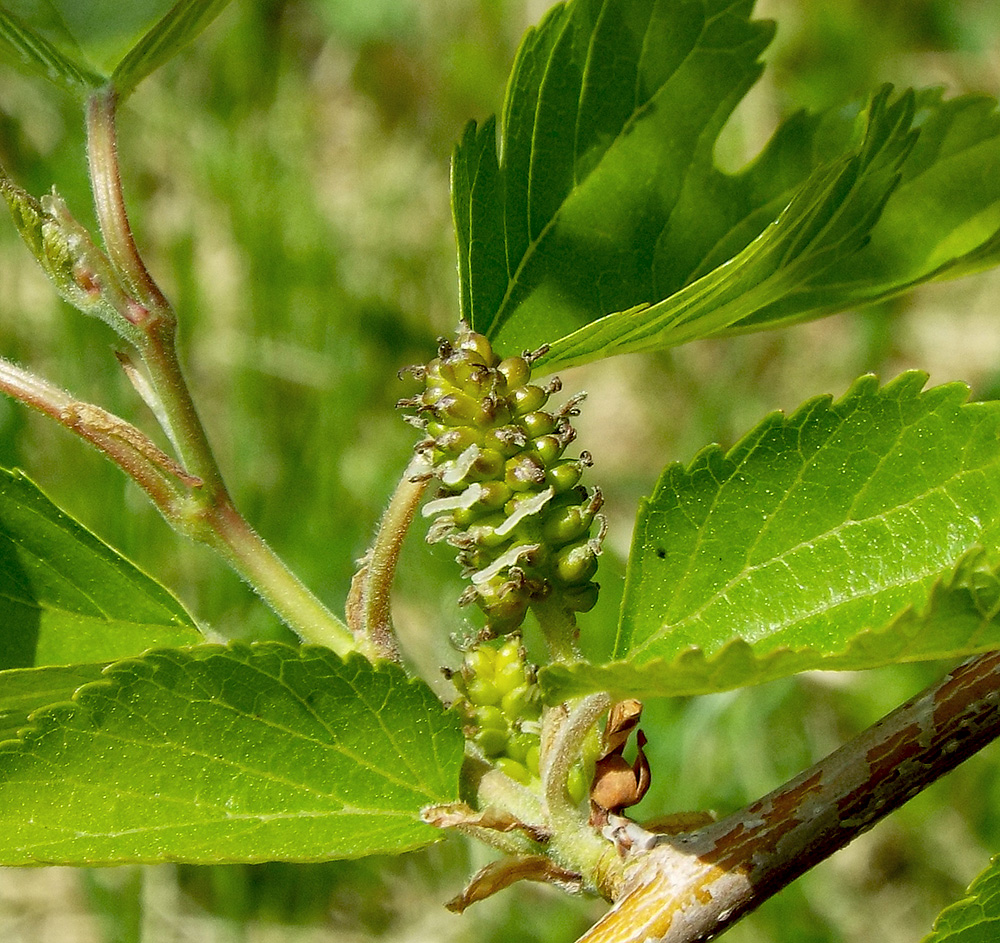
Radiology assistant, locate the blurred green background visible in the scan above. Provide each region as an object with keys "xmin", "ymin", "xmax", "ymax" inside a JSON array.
[{"xmin": 0, "ymin": 0, "xmax": 999, "ymax": 941}]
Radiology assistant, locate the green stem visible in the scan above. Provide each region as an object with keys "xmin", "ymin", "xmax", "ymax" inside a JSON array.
[
  {"xmin": 205, "ymin": 501, "xmax": 358, "ymax": 657},
  {"xmin": 140, "ymin": 321, "xmax": 228, "ymax": 496},
  {"xmin": 85, "ymin": 87, "xmax": 225, "ymax": 496},
  {"xmin": 82, "ymin": 85, "xmax": 356, "ymax": 655},
  {"xmin": 530, "ymin": 594, "xmax": 582, "ymax": 662},
  {"xmin": 349, "ymin": 473, "xmax": 428, "ymax": 660},
  {"xmin": 0, "ymin": 356, "xmax": 194, "ymax": 510},
  {"xmin": 86, "ymin": 87, "xmax": 168, "ymax": 311},
  {"xmin": 541, "ymin": 693, "xmax": 610, "ymax": 827}
]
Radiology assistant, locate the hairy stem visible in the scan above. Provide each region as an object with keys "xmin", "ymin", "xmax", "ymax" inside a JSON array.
[
  {"xmin": 204, "ymin": 502, "xmax": 359, "ymax": 657},
  {"xmin": 577, "ymin": 650, "xmax": 1000, "ymax": 943},
  {"xmin": 347, "ymin": 473, "xmax": 428, "ymax": 660},
  {"xmin": 78, "ymin": 86, "xmax": 356, "ymax": 654},
  {"xmin": 86, "ymin": 88, "xmax": 225, "ymax": 495},
  {"xmin": 542, "ymin": 693, "xmax": 611, "ymax": 826},
  {"xmin": 0, "ymin": 356, "xmax": 196, "ymax": 507},
  {"xmin": 85, "ymin": 87, "xmax": 168, "ymax": 312}
]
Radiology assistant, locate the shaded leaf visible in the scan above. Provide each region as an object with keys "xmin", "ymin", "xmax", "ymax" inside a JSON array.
[
  {"xmin": 922, "ymin": 855, "xmax": 1000, "ymax": 943},
  {"xmin": 538, "ymin": 86, "xmax": 916, "ymax": 369},
  {"xmin": 0, "ymin": 5, "xmax": 103, "ymax": 95},
  {"xmin": 112, "ymin": 0, "xmax": 233, "ymax": 98},
  {"xmin": 0, "ymin": 468, "xmax": 202, "ymax": 670},
  {"xmin": 0, "ymin": 643, "xmax": 465, "ymax": 864},
  {"xmin": 456, "ymin": 0, "xmax": 775, "ymax": 353},
  {"xmin": 727, "ymin": 89, "xmax": 1000, "ymax": 335},
  {"xmin": 0, "ymin": 0, "xmax": 231, "ymax": 96},
  {"xmin": 0, "ymin": 663, "xmax": 106, "ymax": 742},
  {"xmin": 456, "ymin": 0, "xmax": 1000, "ymax": 371},
  {"xmin": 541, "ymin": 373, "xmax": 1000, "ymax": 700}
]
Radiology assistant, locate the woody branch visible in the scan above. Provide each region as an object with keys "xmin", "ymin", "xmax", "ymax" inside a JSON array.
[{"xmin": 578, "ymin": 649, "xmax": 1000, "ymax": 943}]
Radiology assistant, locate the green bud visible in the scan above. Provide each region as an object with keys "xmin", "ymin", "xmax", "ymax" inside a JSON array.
[
  {"xmin": 456, "ymin": 330, "xmax": 499, "ymax": 367},
  {"xmin": 475, "ymin": 704, "xmax": 507, "ymax": 730},
  {"xmin": 483, "ymin": 426, "xmax": 528, "ymax": 457},
  {"xmin": 524, "ymin": 743, "xmax": 541, "ymax": 778},
  {"xmin": 501, "ymin": 684, "xmax": 536, "ymax": 721},
  {"xmin": 511, "ymin": 384, "xmax": 548, "ymax": 415},
  {"xmin": 463, "ymin": 513, "xmax": 510, "ymax": 549},
  {"xmin": 562, "ymin": 583, "xmax": 600, "ymax": 613},
  {"xmin": 495, "ymin": 757, "xmax": 532, "ymax": 784},
  {"xmin": 519, "ymin": 410, "xmax": 557, "ymax": 438},
  {"xmin": 464, "ymin": 646, "xmax": 496, "ymax": 680},
  {"xmin": 494, "ymin": 650, "xmax": 526, "ymax": 690},
  {"xmin": 476, "ymin": 727, "xmax": 510, "ymax": 757},
  {"xmin": 467, "ymin": 678, "xmax": 502, "ymax": 707},
  {"xmin": 506, "ymin": 731, "xmax": 537, "ymax": 764},
  {"xmin": 542, "ymin": 502, "xmax": 596, "ymax": 547},
  {"xmin": 435, "ymin": 426, "xmax": 481, "ymax": 455},
  {"xmin": 505, "ymin": 454, "xmax": 546, "ymax": 491},
  {"xmin": 434, "ymin": 391, "xmax": 483, "ymax": 425},
  {"xmin": 449, "ymin": 359, "xmax": 493, "ymax": 395},
  {"xmin": 494, "ymin": 636, "xmax": 520, "ymax": 663},
  {"xmin": 476, "ymin": 584, "xmax": 529, "ymax": 634},
  {"xmin": 0, "ymin": 176, "xmax": 45, "ymax": 259},
  {"xmin": 546, "ymin": 459, "xmax": 584, "ymax": 493},
  {"xmin": 497, "ymin": 356, "xmax": 530, "ymax": 388},
  {"xmin": 532, "ymin": 434, "xmax": 566, "ymax": 465},
  {"xmin": 553, "ymin": 540, "xmax": 599, "ymax": 587}
]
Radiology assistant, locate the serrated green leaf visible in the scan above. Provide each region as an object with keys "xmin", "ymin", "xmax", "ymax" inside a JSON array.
[
  {"xmin": 728, "ymin": 90, "xmax": 1000, "ymax": 335},
  {"xmin": 0, "ymin": 663, "xmax": 107, "ymax": 741},
  {"xmin": 922, "ymin": 854, "xmax": 1000, "ymax": 943},
  {"xmin": 112, "ymin": 0, "xmax": 233, "ymax": 98},
  {"xmin": 0, "ymin": 0, "xmax": 230, "ymax": 96},
  {"xmin": 0, "ymin": 643, "xmax": 465, "ymax": 865},
  {"xmin": 457, "ymin": 0, "xmax": 1000, "ymax": 370},
  {"xmin": 543, "ymin": 550, "xmax": 1000, "ymax": 699},
  {"xmin": 0, "ymin": 5, "xmax": 103, "ymax": 95},
  {"xmin": 456, "ymin": 0, "xmax": 775, "ymax": 352},
  {"xmin": 0, "ymin": 468, "xmax": 202, "ymax": 670},
  {"xmin": 541, "ymin": 373, "xmax": 1000, "ymax": 700},
  {"xmin": 537, "ymin": 85, "xmax": 916, "ymax": 369}
]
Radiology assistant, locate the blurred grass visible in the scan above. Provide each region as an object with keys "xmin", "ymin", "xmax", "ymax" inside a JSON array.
[{"xmin": 0, "ymin": 0, "xmax": 999, "ymax": 941}]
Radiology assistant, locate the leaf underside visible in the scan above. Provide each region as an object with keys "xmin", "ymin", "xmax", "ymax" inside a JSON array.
[
  {"xmin": 542, "ymin": 373, "xmax": 1000, "ymax": 700},
  {"xmin": 0, "ymin": 468, "xmax": 202, "ymax": 670},
  {"xmin": 453, "ymin": 0, "xmax": 1000, "ymax": 370},
  {"xmin": 0, "ymin": 0, "xmax": 232, "ymax": 97},
  {"xmin": 0, "ymin": 644, "xmax": 465, "ymax": 865},
  {"xmin": 922, "ymin": 854, "xmax": 1000, "ymax": 943}
]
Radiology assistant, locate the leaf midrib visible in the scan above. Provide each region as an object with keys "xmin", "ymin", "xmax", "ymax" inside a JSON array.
[{"xmin": 492, "ymin": 0, "xmax": 723, "ymax": 338}]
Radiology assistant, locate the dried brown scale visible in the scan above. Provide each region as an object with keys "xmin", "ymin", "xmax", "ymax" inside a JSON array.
[{"xmin": 400, "ymin": 323, "xmax": 606, "ymax": 635}]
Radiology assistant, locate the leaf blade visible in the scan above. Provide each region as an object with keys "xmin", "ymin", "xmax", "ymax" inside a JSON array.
[
  {"xmin": 457, "ymin": 0, "xmax": 1000, "ymax": 369},
  {"xmin": 111, "ymin": 0, "xmax": 232, "ymax": 97},
  {"xmin": 0, "ymin": 663, "xmax": 106, "ymax": 742},
  {"xmin": 0, "ymin": 5, "xmax": 104, "ymax": 95},
  {"xmin": 542, "ymin": 373, "xmax": 1000, "ymax": 699},
  {"xmin": 0, "ymin": 644, "xmax": 465, "ymax": 864},
  {"xmin": 0, "ymin": 468, "xmax": 202, "ymax": 669},
  {"xmin": 922, "ymin": 855, "xmax": 1000, "ymax": 943}
]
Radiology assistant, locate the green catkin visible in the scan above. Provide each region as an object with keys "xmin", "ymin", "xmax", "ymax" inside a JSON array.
[
  {"xmin": 449, "ymin": 636, "xmax": 543, "ymax": 778},
  {"xmin": 400, "ymin": 323, "xmax": 606, "ymax": 636}
]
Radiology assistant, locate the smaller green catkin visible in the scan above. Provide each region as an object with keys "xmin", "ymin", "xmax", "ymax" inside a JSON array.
[
  {"xmin": 448, "ymin": 636, "xmax": 601, "ymax": 799},
  {"xmin": 400, "ymin": 323, "xmax": 606, "ymax": 636},
  {"xmin": 448, "ymin": 636, "xmax": 543, "ymax": 784}
]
